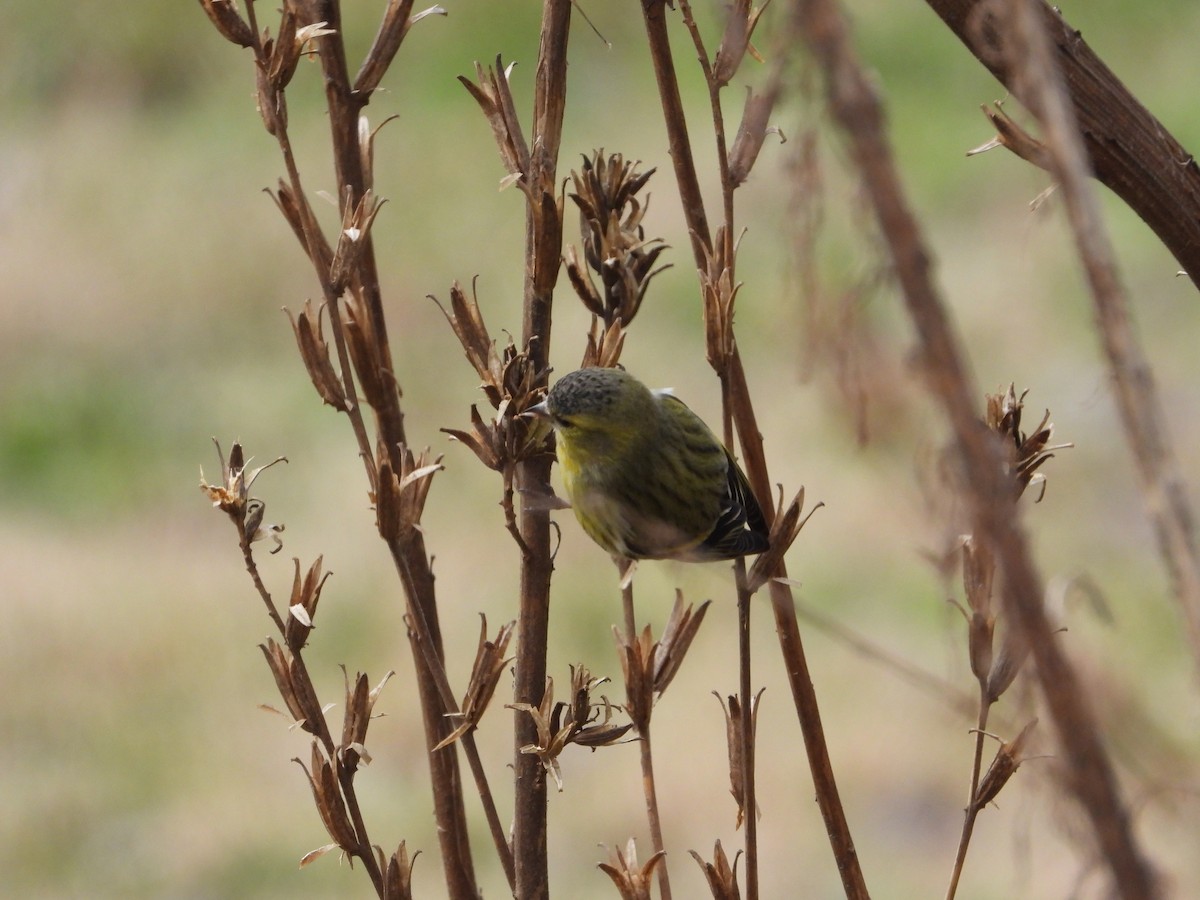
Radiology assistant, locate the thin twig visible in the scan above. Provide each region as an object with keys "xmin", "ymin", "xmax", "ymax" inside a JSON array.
[
  {"xmin": 945, "ymin": 697, "xmax": 990, "ymax": 900},
  {"xmin": 239, "ymin": 533, "xmax": 385, "ymax": 894},
  {"xmin": 619, "ymin": 561, "xmax": 674, "ymax": 900},
  {"xmin": 734, "ymin": 560, "xmax": 758, "ymax": 900},
  {"xmin": 639, "ymin": 3, "xmax": 867, "ymax": 893}
]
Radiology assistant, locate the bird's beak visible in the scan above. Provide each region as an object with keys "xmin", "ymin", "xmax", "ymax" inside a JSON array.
[{"xmin": 522, "ymin": 400, "xmax": 550, "ymax": 420}]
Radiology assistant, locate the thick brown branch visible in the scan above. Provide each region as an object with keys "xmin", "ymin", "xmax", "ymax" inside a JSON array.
[{"xmin": 925, "ymin": 0, "xmax": 1200, "ymax": 289}]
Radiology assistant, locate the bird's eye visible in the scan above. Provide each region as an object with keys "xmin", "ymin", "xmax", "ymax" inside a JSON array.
[{"xmin": 555, "ymin": 415, "xmax": 574, "ymax": 429}]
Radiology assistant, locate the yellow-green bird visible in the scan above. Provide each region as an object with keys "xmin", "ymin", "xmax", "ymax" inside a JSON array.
[{"xmin": 530, "ymin": 367, "xmax": 770, "ymax": 561}]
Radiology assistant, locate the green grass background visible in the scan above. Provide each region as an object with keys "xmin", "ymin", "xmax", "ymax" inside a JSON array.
[{"xmin": 4, "ymin": 1, "xmax": 1200, "ymax": 897}]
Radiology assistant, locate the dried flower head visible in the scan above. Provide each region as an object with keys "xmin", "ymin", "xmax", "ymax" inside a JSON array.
[
  {"xmin": 199, "ymin": 439, "xmax": 287, "ymax": 551},
  {"xmin": 297, "ymin": 742, "xmax": 358, "ymax": 853},
  {"xmin": 713, "ymin": 0, "xmax": 769, "ymax": 87},
  {"xmin": 435, "ymin": 616, "xmax": 516, "ymax": 750},
  {"xmin": 338, "ymin": 667, "xmax": 393, "ymax": 773},
  {"xmin": 436, "ymin": 279, "xmax": 553, "ymax": 545},
  {"xmin": 509, "ymin": 670, "xmax": 631, "ymax": 790},
  {"xmin": 377, "ymin": 840, "xmax": 419, "ymax": 900},
  {"xmin": 597, "ymin": 838, "xmax": 666, "ymax": 900},
  {"xmin": 286, "ymin": 300, "xmax": 348, "ymax": 412},
  {"xmin": 690, "ymin": 840, "xmax": 743, "ymax": 900},
  {"xmin": 728, "ymin": 85, "xmax": 784, "ymax": 188},
  {"xmin": 972, "ymin": 719, "xmax": 1039, "ymax": 810},
  {"xmin": 716, "ymin": 689, "xmax": 765, "ymax": 829},
  {"xmin": 700, "ymin": 229, "xmax": 743, "ymax": 372},
  {"xmin": 565, "ymin": 151, "xmax": 670, "ymax": 335},
  {"xmin": 985, "ymin": 384, "xmax": 1071, "ymax": 501},
  {"xmin": 284, "ymin": 556, "xmax": 332, "ymax": 651},
  {"xmin": 615, "ymin": 591, "xmax": 711, "ymax": 732},
  {"xmin": 459, "ymin": 56, "xmax": 530, "ymax": 193}
]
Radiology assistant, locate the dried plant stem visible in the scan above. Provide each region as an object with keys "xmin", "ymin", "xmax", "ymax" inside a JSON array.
[
  {"xmin": 462, "ymin": 731, "xmax": 516, "ymax": 889},
  {"xmin": 387, "ymin": 547, "xmax": 479, "ymax": 898},
  {"xmin": 639, "ymin": 2, "xmax": 866, "ymax": 893},
  {"xmin": 639, "ymin": 0, "xmax": 711, "ymax": 266},
  {"xmin": 735, "ymin": 561, "xmax": 759, "ymax": 900},
  {"xmin": 391, "ymin": 546, "xmax": 514, "ymax": 891},
  {"xmin": 730, "ymin": 358, "xmax": 867, "ymax": 899},
  {"xmin": 619, "ymin": 566, "xmax": 673, "ymax": 900},
  {"xmin": 1003, "ymin": 0, "xmax": 1200, "ymax": 678},
  {"xmin": 512, "ymin": 4, "xmax": 572, "ymax": 897},
  {"xmin": 944, "ymin": 699, "xmax": 990, "ymax": 900},
  {"xmin": 240, "ymin": 534, "xmax": 287, "ymax": 633},
  {"xmin": 256, "ymin": 25, "xmax": 376, "ymax": 487},
  {"xmin": 791, "ymin": 0, "xmax": 1159, "ymax": 894},
  {"xmin": 677, "ymin": 0, "xmax": 736, "ymax": 255},
  {"xmin": 240, "ymin": 535, "xmax": 385, "ymax": 893},
  {"xmin": 242, "ymin": 1, "xmax": 480, "ymax": 889}
]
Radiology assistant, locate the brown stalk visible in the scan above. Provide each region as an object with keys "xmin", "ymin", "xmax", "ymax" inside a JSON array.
[
  {"xmin": 305, "ymin": 8, "xmax": 480, "ymax": 883},
  {"xmin": 203, "ymin": 422, "xmax": 385, "ymax": 891},
  {"xmin": 511, "ymin": 4, "xmax": 572, "ymax": 898},
  {"xmin": 639, "ymin": 3, "xmax": 866, "ymax": 896},
  {"xmin": 733, "ymin": 559, "xmax": 757, "ymax": 899},
  {"xmin": 790, "ymin": 0, "xmax": 1160, "ymax": 895},
  {"xmin": 204, "ymin": 2, "xmax": 487, "ymax": 894},
  {"xmin": 616, "ymin": 561, "xmax": 674, "ymax": 900}
]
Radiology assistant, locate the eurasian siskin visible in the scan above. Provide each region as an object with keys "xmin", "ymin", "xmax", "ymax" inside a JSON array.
[{"xmin": 530, "ymin": 367, "xmax": 769, "ymax": 561}]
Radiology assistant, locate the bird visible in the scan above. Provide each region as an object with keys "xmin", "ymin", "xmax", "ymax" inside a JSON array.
[{"xmin": 527, "ymin": 367, "xmax": 770, "ymax": 562}]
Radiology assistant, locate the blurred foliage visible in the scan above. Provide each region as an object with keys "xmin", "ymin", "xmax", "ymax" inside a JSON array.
[{"xmin": 3, "ymin": 2, "xmax": 1200, "ymax": 898}]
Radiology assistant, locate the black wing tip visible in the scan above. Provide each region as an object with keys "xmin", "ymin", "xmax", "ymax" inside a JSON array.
[{"xmin": 697, "ymin": 518, "xmax": 771, "ymax": 561}]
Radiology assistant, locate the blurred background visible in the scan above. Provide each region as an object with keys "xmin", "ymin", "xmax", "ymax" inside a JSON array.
[{"xmin": 4, "ymin": 1, "xmax": 1200, "ymax": 897}]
